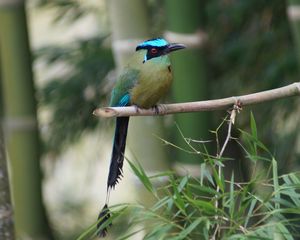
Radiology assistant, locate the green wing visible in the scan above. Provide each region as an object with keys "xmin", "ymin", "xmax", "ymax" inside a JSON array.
[{"xmin": 109, "ymin": 68, "xmax": 140, "ymax": 107}]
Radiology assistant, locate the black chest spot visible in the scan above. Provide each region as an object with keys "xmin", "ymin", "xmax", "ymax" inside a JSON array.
[{"xmin": 168, "ymin": 65, "xmax": 172, "ymax": 73}]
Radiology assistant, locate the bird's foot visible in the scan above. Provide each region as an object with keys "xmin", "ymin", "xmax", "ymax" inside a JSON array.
[
  {"xmin": 133, "ymin": 105, "xmax": 140, "ymax": 113},
  {"xmin": 227, "ymin": 99, "xmax": 243, "ymax": 114},
  {"xmin": 133, "ymin": 104, "xmax": 162, "ymax": 115},
  {"xmin": 233, "ymin": 99, "xmax": 243, "ymax": 113},
  {"xmin": 152, "ymin": 105, "xmax": 160, "ymax": 115},
  {"xmin": 235, "ymin": 100, "xmax": 243, "ymax": 112}
]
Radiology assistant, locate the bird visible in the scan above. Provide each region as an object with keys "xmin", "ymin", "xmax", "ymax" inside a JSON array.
[{"xmin": 97, "ymin": 38, "xmax": 186, "ymax": 237}]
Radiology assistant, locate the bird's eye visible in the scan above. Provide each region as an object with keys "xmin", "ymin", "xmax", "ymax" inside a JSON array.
[{"xmin": 150, "ymin": 48, "xmax": 158, "ymax": 54}]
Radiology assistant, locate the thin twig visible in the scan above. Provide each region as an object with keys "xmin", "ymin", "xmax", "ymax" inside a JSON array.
[
  {"xmin": 93, "ymin": 82, "xmax": 300, "ymax": 118},
  {"xmin": 218, "ymin": 104, "xmax": 240, "ymax": 158},
  {"xmin": 211, "ymin": 104, "xmax": 240, "ymax": 240}
]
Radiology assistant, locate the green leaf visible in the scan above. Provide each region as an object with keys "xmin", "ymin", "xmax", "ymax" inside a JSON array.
[
  {"xmin": 117, "ymin": 228, "xmax": 145, "ymax": 240},
  {"xmin": 212, "ymin": 166, "xmax": 224, "ymax": 192},
  {"xmin": 275, "ymin": 222, "xmax": 293, "ymax": 240},
  {"xmin": 171, "ymin": 177, "xmax": 187, "ymax": 216},
  {"xmin": 200, "ymin": 163, "xmax": 205, "ymax": 185},
  {"xmin": 250, "ymin": 112, "xmax": 258, "ymax": 140},
  {"xmin": 189, "ymin": 183, "xmax": 219, "ymax": 196},
  {"xmin": 244, "ymin": 198, "xmax": 257, "ymax": 228},
  {"xmin": 178, "ymin": 175, "xmax": 189, "ymax": 193},
  {"xmin": 183, "ymin": 193, "xmax": 216, "ymax": 214},
  {"xmin": 272, "ymin": 158, "xmax": 280, "ymax": 210},
  {"xmin": 169, "ymin": 218, "xmax": 203, "ymax": 240},
  {"xmin": 229, "ymin": 172, "xmax": 235, "ymax": 218},
  {"xmin": 144, "ymin": 224, "xmax": 172, "ymax": 240},
  {"xmin": 250, "ymin": 112, "xmax": 258, "ymax": 155},
  {"xmin": 127, "ymin": 158, "xmax": 155, "ymax": 194},
  {"xmin": 282, "ymin": 174, "xmax": 300, "ymax": 206},
  {"xmin": 152, "ymin": 196, "xmax": 170, "ymax": 212},
  {"xmin": 239, "ymin": 128, "xmax": 272, "ymax": 158},
  {"xmin": 76, "ymin": 206, "xmax": 127, "ymax": 240},
  {"xmin": 76, "ymin": 222, "xmax": 96, "ymax": 240}
]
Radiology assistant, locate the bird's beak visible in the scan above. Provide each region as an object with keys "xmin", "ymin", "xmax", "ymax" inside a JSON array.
[{"xmin": 165, "ymin": 43, "xmax": 186, "ymax": 54}]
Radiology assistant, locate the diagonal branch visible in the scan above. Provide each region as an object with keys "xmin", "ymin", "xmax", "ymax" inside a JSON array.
[{"xmin": 93, "ymin": 82, "xmax": 300, "ymax": 118}]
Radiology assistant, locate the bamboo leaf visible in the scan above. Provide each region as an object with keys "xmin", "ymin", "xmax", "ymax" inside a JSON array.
[
  {"xmin": 250, "ymin": 112, "xmax": 258, "ymax": 141},
  {"xmin": 127, "ymin": 158, "xmax": 155, "ymax": 194},
  {"xmin": 178, "ymin": 175, "xmax": 189, "ymax": 193},
  {"xmin": 117, "ymin": 228, "xmax": 145, "ymax": 240},
  {"xmin": 144, "ymin": 224, "xmax": 172, "ymax": 240},
  {"xmin": 244, "ymin": 198, "xmax": 257, "ymax": 228},
  {"xmin": 76, "ymin": 223, "xmax": 97, "ymax": 240},
  {"xmin": 168, "ymin": 218, "xmax": 203, "ymax": 240},
  {"xmin": 76, "ymin": 206, "xmax": 127, "ymax": 240},
  {"xmin": 189, "ymin": 183, "xmax": 219, "ymax": 196},
  {"xmin": 272, "ymin": 158, "xmax": 280, "ymax": 210},
  {"xmin": 275, "ymin": 222, "xmax": 293, "ymax": 240},
  {"xmin": 152, "ymin": 196, "xmax": 170, "ymax": 211},
  {"xmin": 183, "ymin": 193, "xmax": 215, "ymax": 213},
  {"xmin": 171, "ymin": 177, "xmax": 187, "ymax": 216},
  {"xmin": 229, "ymin": 172, "xmax": 235, "ymax": 218},
  {"xmin": 212, "ymin": 166, "xmax": 224, "ymax": 192}
]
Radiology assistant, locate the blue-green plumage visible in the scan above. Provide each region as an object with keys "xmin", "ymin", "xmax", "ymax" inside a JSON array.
[{"xmin": 98, "ymin": 38, "xmax": 185, "ymax": 237}]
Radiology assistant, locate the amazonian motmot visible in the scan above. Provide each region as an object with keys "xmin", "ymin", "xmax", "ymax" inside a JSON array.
[{"xmin": 97, "ymin": 38, "xmax": 186, "ymax": 237}]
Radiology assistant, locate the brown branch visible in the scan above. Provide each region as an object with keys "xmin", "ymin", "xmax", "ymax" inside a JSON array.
[{"xmin": 93, "ymin": 82, "xmax": 300, "ymax": 118}]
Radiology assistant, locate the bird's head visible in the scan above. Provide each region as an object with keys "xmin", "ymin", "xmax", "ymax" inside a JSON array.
[{"xmin": 136, "ymin": 38, "xmax": 186, "ymax": 63}]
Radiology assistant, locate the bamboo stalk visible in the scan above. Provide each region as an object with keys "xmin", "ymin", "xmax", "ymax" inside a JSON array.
[
  {"xmin": 288, "ymin": 0, "xmax": 300, "ymax": 63},
  {"xmin": 0, "ymin": 1, "xmax": 53, "ymax": 239},
  {"xmin": 164, "ymin": 0, "xmax": 209, "ymax": 166},
  {"xmin": 94, "ymin": 82, "xmax": 300, "ymax": 117},
  {"xmin": 0, "ymin": 116, "xmax": 15, "ymax": 240}
]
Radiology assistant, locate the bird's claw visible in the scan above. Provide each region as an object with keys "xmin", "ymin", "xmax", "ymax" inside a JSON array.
[
  {"xmin": 133, "ymin": 105, "xmax": 140, "ymax": 113},
  {"xmin": 133, "ymin": 105, "xmax": 161, "ymax": 115},
  {"xmin": 234, "ymin": 100, "xmax": 243, "ymax": 113},
  {"xmin": 153, "ymin": 105, "xmax": 160, "ymax": 115},
  {"xmin": 227, "ymin": 99, "xmax": 243, "ymax": 114}
]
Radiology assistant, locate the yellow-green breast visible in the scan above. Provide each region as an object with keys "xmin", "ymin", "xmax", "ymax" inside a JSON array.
[{"xmin": 129, "ymin": 50, "xmax": 173, "ymax": 108}]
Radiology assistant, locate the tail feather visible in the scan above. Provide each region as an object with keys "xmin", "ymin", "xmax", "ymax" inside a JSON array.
[
  {"xmin": 97, "ymin": 117, "xmax": 129, "ymax": 238},
  {"xmin": 97, "ymin": 204, "xmax": 112, "ymax": 237},
  {"xmin": 107, "ymin": 116, "xmax": 129, "ymax": 189}
]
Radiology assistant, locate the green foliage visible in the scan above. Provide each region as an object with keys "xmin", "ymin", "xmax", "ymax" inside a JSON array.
[
  {"xmin": 34, "ymin": 0, "xmax": 96, "ymax": 23},
  {"xmin": 206, "ymin": 0, "xmax": 297, "ymax": 91},
  {"xmin": 36, "ymin": 37, "xmax": 114, "ymax": 153},
  {"xmin": 78, "ymin": 114, "xmax": 300, "ymax": 239},
  {"xmin": 204, "ymin": 0, "xmax": 300, "ymax": 171},
  {"xmin": 35, "ymin": 0, "xmax": 300, "ymax": 167},
  {"xmin": 76, "ymin": 205, "xmax": 128, "ymax": 240}
]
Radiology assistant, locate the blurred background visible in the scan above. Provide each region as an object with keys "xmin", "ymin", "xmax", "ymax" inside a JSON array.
[{"xmin": 0, "ymin": 0, "xmax": 299, "ymax": 239}]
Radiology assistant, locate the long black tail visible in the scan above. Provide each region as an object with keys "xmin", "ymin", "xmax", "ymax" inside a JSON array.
[
  {"xmin": 107, "ymin": 116, "xmax": 129, "ymax": 189},
  {"xmin": 97, "ymin": 116, "xmax": 129, "ymax": 237}
]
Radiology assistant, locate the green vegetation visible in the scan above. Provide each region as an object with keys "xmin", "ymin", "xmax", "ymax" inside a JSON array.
[
  {"xmin": 79, "ymin": 114, "xmax": 300, "ymax": 239},
  {"xmin": 34, "ymin": 1, "xmax": 299, "ymax": 238},
  {"xmin": 36, "ymin": 0, "xmax": 299, "ymax": 171},
  {"xmin": 37, "ymin": 37, "xmax": 114, "ymax": 153},
  {"xmin": 0, "ymin": 0, "xmax": 299, "ymax": 239},
  {"xmin": 165, "ymin": 0, "xmax": 209, "ymax": 164},
  {"xmin": 0, "ymin": 2, "xmax": 53, "ymax": 238}
]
